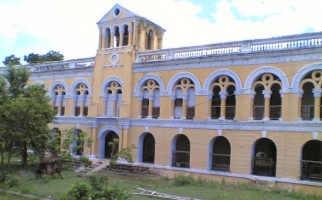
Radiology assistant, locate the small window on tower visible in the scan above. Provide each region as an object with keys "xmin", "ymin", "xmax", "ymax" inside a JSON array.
[{"xmin": 114, "ymin": 8, "xmax": 120, "ymax": 17}]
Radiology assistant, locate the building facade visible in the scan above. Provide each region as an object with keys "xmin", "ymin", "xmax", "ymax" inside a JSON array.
[{"xmin": 3, "ymin": 4, "xmax": 322, "ymax": 193}]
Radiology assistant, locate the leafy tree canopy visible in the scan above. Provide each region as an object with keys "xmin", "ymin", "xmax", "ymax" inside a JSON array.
[
  {"xmin": 0, "ymin": 66, "xmax": 56, "ymax": 171},
  {"xmin": 2, "ymin": 55, "xmax": 21, "ymax": 66},
  {"xmin": 24, "ymin": 50, "xmax": 64, "ymax": 64}
]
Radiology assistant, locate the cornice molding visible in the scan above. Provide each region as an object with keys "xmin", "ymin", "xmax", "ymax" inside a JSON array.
[{"xmin": 53, "ymin": 117, "xmax": 322, "ymax": 133}]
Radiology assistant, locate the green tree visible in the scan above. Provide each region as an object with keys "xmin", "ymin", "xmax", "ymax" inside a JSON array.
[
  {"xmin": 0, "ymin": 66, "xmax": 56, "ymax": 170},
  {"xmin": 59, "ymin": 127, "xmax": 93, "ymax": 160},
  {"xmin": 2, "ymin": 55, "xmax": 21, "ymax": 66},
  {"xmin": 24, "ymin": 50, "xmax": 64, "ymax": 64}
]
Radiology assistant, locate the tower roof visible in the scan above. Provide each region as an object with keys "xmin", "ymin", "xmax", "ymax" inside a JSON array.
[{"xmin": 97, "ymin": 4, "xmax": 166, "ymax": 33}]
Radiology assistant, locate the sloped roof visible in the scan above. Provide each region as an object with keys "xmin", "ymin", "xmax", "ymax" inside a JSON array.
[{"xmin": 97, "ymin": 4, "xmax": 166, "ymax": 33}]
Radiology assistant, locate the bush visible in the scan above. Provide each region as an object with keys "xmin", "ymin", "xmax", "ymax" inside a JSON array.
[
  {"xmin": 79, "ymin": 156, "xmax": 92, "ymax": 167},
  {"xmin": 173, "ymin": 174, "xmax": 195, "ymax": 186},
  {"xmin": 4, "ymin": 174, "xmax": 19, "ymax": 188},
  {"xmin": 67, "ymin": 182, "xmax": 91, "ymax": 200},
  {"xmin": 65, "ymin": 173, "xmax": 130, "ymax": 200}
]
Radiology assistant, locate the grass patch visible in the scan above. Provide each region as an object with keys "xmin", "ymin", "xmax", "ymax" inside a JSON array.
[{"xmin": 0, "ymin": 171, "xmax": 321, "ymax": 200}]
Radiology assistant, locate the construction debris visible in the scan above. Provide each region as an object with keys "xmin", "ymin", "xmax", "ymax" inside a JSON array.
[{"xmin": 133, "ymin": 188, "xmax": 202, "ymax": 200}]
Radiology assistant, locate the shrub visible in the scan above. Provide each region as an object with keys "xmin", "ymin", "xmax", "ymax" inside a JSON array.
[
  {"xmin": 173, "ymin": 174, "xmax": 194, "ymax": 186},
  {"xmin": 4, "ymin": 174, "xmax": 19, "ymax": 188},
  {"xmin": 65, "ymin": 173, "xmax": 130, "ymax": 200},
  {"xmin": 67, "ymin": 182, "xmax": 91, "ymax": 200},
  {"xmin": 79, "ymin": 156, "xmax": 92, "ymax": 168}
]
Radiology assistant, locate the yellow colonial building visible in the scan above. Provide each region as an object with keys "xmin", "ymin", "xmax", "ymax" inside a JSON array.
[{"xmin": 6, "ymin": 4, "xmax": 322, "ymax": 193}]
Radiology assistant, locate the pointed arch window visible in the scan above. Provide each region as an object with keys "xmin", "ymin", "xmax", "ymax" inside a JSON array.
[{"xmin": 139, "ymin": 80, "xmax": 160, "ymax": 119}]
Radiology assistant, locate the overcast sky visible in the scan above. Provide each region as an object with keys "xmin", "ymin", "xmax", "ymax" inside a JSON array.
[{"xmin": 1, "ymin": 0, "xmax": 322, "ymax": 65}]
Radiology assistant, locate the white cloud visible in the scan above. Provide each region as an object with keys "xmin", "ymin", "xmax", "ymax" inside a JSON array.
[{"xmin": 0, "ymin": 0, "xmax": 321, "ymax": 65}]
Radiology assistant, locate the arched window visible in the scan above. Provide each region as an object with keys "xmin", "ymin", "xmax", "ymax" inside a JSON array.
[
  {"xmin": 172, "ymin": 78, "xmax": 195, "ymax": 120},
  {"xmin": 301, "ymin": 140, "xmax": 322, "ymax": 181},
  {"xmin": 122, "ymin": 25, "xmax": 129, "ymax": 46},
  {"xmin": 139, "ymin": 80, "xmax": 160, "ymax": 119},
  {"xmin": 252, "ymin": 138, "xmax": 277, "ymax": 177},
  {"xmin": 147, "ymin": 29, "xmax": 153, "ymax": 50},
  {"xmin": 105, "ymin": 28, "xmax": 111, "ymax": 48},
  {"xmin": 52, "ymin": 84, "xmax": 66, "ymax": 116},
  {"xmin": 252, "ymin": 73, "xmax": 282, "ymax": 120},
  {"xmin": 114, "ymin": 27, "xmax": 120, "ymax": 47},
  {"xmin": 210, "ymin": 136, "xmax": 231, "ymax": 171},
  {"xmin": 73, "ymin": 83, "xmax": 89, "ymax": 117},
  {"xmin": 103, "ymin": 81, "xmax": 122, "ymax": 117},
  {"xmin": 210, "ymin": 76, "xmax": 236, "ymax": 120},
  {"xmin": 299, "ymin": 70, "xmax": 322, "ymax": 121},
  {"xmin": 172, "ymin": 134, "xmax": 190, "ymax": 168}
]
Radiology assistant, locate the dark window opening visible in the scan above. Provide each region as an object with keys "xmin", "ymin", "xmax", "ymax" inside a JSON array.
[
  {"xmin": 123, "ymin": 25, "xmax": 129, "ymax": 46},
  {"xmin": 75, "ymin": 107, "xmax": 80, "ymax": 116},
  {"xmin": 212, "ymin": 136, "xmax": 231, "ymax": 172},
  {"xmin": 226, "ymin": 85, "xmax": 236, "ymax": 120},
  {"xmin": 141, "ymin": 98, "xmax": 149, "ymax": 118},
  {"xmin": 253, "ymin": 85, "xmax": 265, "ymax": 120},
  {"xmin": 104, "ymin": 132, "xmax": 119, "ymax": 158},
  {"xmin": 143, "ymin": 133, "xmax": 155, "ymax": 163},
  {"xmin": 172, "ymin": 135, "xmax": 190, "ymax": 168},
  {"xmin": 252, "ymin": 138, "xmax": 277, "ymax": 177},
  {"xmin": 83, "ymin": 106, "xmax": 88, "ymax": 116},
  {"xmin": 270, "ymin": 84, "xmax": 281, "ymax": 120},
  {"xmin": 301, "ymin": 82, "xmax": 314, "ymax": 120},
  {"xmin": 301, "ymin": 140, "xmax": 322, "ymax": 181},
  {"xmin": 211, "ymin": 86, "xmax": 221, "ymax": 119}
]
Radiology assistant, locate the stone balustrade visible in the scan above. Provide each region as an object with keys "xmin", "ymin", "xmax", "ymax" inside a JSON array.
[
  {"xmin": 0, "ymin": 57, "xmax": 95, "ymax": 74},
  {"xmin": 136, "ymin": 32, "xmax": 322, "ymax": 63}
]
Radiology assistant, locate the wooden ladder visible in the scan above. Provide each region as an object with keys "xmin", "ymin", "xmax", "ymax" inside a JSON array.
[{"xmin": 133, "ymin": 188, "xmax": 202, "ymax": 200}]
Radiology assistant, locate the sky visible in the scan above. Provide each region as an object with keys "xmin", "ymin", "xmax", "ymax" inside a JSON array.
[{"xmin": 1, "ymin": 0, "xmax": 322, "ymax": 65}]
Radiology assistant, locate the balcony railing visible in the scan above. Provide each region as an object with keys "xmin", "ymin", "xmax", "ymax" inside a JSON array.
[
  {"xmin": 301, "ymin": 160, "xmax": 322, "ymax": 181},
  {"xmin": 253, "ymin": 157, "xmax": 275, "ymax": 176},
  {"xmin": 253, "ymin": 105, "xmax": 264, "ymax": 120},
  {"xmin": 211, "ymin": 106, "xmax": 220, "ymax": 119},
  {"xmin": 172, "ymin": 150, "xmax": 190, "ymax": 168},
  {"xmin": 152, "ymin": 107, "xmax": 160, "ymax": 119},
  {"xmin": 186, "ymin": 107, "xmax": 195, "ymax": 119},
  {"xmin": 269, "ymin": 105, "xmax": 281, "ymax": 120},
  {"xmin": 225, "ymin": 106, "xmax": 235, "ymax": 120},
  {"xmin": 301, "ymin": 105, "xmax": 314, "ymax": 120},
  {"xmin": 211, "ymin": 153, "xmax": 230, "ymax": 172},
  {"xmin": 136, "ymin": 32, "xmax": 322, "ymax": 63},
  {"xmin": 141, "ymin": 106, "xmax": 148, "ymax": 118}
]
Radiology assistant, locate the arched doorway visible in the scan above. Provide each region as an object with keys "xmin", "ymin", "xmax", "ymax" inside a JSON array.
[
  {"xmin": 104, "ymin": 131, "xmax": 119, "ymax": 159},
  {"xmin": 172, "ymin": 135, "xmax": 190, "ymax": 168},
  {"xmin": 301, "ymin": 140, "xmax": 322, "ymax": 181},
  {"xmin": 141, "ymin": 133, "xmax": 155, "ymax": 163},
  {"xmin": 252, "ymin": 138, "xmax": 277, "ymax": 177},
  {"xmin": 210, "ymin": 136, "xmax": 231, "ymax": 172}
]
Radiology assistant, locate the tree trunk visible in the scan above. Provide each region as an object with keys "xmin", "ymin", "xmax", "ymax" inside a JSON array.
[{"xmin": 22, "ymin": 142, "xmax": 28, "ymax": 167}]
